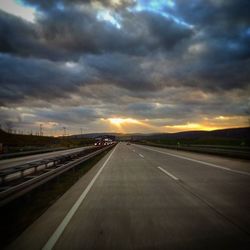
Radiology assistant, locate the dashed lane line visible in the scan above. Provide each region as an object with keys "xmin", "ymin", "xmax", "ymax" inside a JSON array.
[{"xmin": 158, "ymin": 166, "xmax": 179, "ymax": 181}]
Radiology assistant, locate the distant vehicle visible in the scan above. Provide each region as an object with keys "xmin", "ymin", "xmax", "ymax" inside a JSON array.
[
  {"xmin": 94, "ymin": 141, "xmax": 102, "ymax": 146},
  {"xmin": 127, "ymin": 142, "xmax": 131, "ymax": 145},
  {"xmin": 95, "ymin": 140, "xmax": 115, "ymax": 146}
]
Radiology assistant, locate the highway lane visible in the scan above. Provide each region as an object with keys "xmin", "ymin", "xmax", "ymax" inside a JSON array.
[
  {"xmin": 39, "ymin": 142, "xmax": 250, "ymax": 250},
  {"xmin": 0, "ymin": 146, "xmax": 94, "ymax": 170},
  {"xmin": 133, "ymin": 144, "xmax": 250, "ymax": 235},
  {"xmin": 134, "ymin": 144, "xmax": 250, "ymax": 174}
]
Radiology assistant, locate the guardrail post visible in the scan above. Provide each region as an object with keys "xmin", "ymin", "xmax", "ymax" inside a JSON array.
[{"xmin": 0, "ymin": 144, "xmax": 116, "ymax": 206}]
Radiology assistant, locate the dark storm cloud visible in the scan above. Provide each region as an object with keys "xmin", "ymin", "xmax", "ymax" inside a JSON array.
[
  {"xmin": 125, "ymin": 95, "xmax": 248, "ymax": 121},
  {"xmin": 0, "ymin": 10, "xmax": 35, "ymax": 54},
  {"xmin": 39, "ymin": 7, "xmax": 192, "ymax": 55},
  {"xmin": 167, "ymin": 58, "xmax": 250, "ymax": 91},
  {"xmin": 139, "ymin": 11, "xmax": 193, "ymax": 49},
  {"xmin": 83, "ymin": 53, "xmax": 158, "ymax": 91},
  {"xmin": 0, "ymin": 10, "xmax": 71, "ymax": 60},
  {"xmin": 22, "ymin": 0, "xmax": 135, "ymax": 10},
  {"xmin": 0, "ymin": 4, "xmax": 193, "ymax": 103},
  {"xmin": 0, "ymin": 0, "xmax": 249, "ymax": 130},
  {"xmin": 174, "ymin": 0, "xmax": 250, "ymax": 61},
  {"xmin": 0, "ymin": 54, "xmax": 90, "ymax": 105},
  {"xmin": 0, "ymin": 4, "xmax": 193, "ymax": 60},
  {"xmin": 38, "ymin": 107, "xmax": 100, "ymax": 124},
  {"xmin": 37, "ymin": 7, "xmax": 145, "ymax": 56},
  {"xmin": 175, "ymin": 0, "xmax": 250, "ymax": 28}
]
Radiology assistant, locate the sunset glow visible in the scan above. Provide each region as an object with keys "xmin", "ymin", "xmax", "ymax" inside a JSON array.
[
  {"xmin": 102, "ymin": 116, "xmax": 247, "ymax": 133},
  {"xmin": 108, "ymin": 118, "xmax": 141, "ymax": 126},
  {"xmin": 0, "ymin": 2, "xmax": 249, "ymax": 248},
  {"xmin": 0, "ymin": 1, "xmax": 249, "ymax": 135}
]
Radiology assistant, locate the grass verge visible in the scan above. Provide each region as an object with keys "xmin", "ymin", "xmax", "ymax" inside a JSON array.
[
  {"xmin": 135, "ymin": 141, "xmax": 250, "ymax": 160},
  {"xmin": 0, "ymin": 147, "xmax": 111, "ymax": 248}
]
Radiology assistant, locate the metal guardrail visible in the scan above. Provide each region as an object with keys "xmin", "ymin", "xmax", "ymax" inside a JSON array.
[
  {"xmin": 136, "ymin": 142, "xmax": 250, "ymax": 160},
  {"xmin": 0, "ymin": 144, "xmax": 115, "ymax": 206},
  {"xmin": 0, "ymin": 147, "xmax": 67, "ymax": 160}
]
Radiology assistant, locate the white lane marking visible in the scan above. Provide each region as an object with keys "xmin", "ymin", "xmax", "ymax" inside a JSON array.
[
  {"xmin": 158, "ymin": 166, "xmax": 179, "ymax": 181},
  {"xmin": 42, "ymin": 146, "xmax": 117, "ymax": 250},
  {"xmin": 136, "ymin": 145, "xmax": 250, "ymax": 177},
  {"xmin": 132, "ymin": 150, "xmax": 136, "ymax": 152},
  {"xmin": 139, "ymin": 154, "xmax": 144, "ymax": 158}
]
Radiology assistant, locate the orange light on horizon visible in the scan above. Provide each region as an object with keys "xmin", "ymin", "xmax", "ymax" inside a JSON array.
[
  {"xmin": 101, "ymin": 115, "xmax": 248, "ymax": 133},
  {"xmin": 101, "ymin": 117, "xmax": 155, "ymax": 133},
  {"xmin": 164, "ymin": 123, "xmax": 213, "ymax": 131},
  {"xmin": 108, "ymin": 118, "xmax": 141, "ymax": 126},
  {"xmin": 107, "ymin": 118, "xmax": 143, "ymax": 133},
  {"xmin": 163, "ymin": 116, "xmax": 248, "ymax": 133}
]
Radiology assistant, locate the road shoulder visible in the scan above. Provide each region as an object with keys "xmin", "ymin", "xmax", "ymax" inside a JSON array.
[{"xmin": 6, "ymin": 148, "xmax": 115, "ymax": 250}]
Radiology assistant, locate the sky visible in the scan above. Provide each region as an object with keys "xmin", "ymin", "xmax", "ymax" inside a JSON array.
[{"xmin": 0, "ymin": 0, "xmax": 249, "ymax": 136}]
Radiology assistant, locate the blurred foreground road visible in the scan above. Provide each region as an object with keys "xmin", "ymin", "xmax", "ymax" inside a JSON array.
[{"xmin": 9, "ymin": 142, "xmax": 250, "ymax": 250}]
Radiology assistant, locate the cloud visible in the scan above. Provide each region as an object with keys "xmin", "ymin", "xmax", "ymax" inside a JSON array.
[
  {"xmin": 0, "ymin": 0, "xmax": 36, "ymax": 22},
  {"xmin": 0, "ymin": 54, "xmax": 90, "ymax": 105},
  {"xmin": 22, "ymin": 0, "xmax": 135, "ymax": 10},
  {"xmin": 0, "ymin": 0, "xmax": 249, "ymax": 133},
  {"xmin": 0, "ymin": 2, "xmax": 193, "ymax": 59}
]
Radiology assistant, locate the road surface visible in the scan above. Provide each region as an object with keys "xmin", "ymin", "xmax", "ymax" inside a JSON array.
[
  {"xmin": 0, "ymin": 146, "xmax": 94, "ymax": 170},
  {"xmin": 8, "ymin": 142, "xmax": 250, "ymax": 249}
]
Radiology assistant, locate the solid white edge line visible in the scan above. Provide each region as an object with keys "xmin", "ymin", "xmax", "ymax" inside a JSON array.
[
  {"xmin": 158, "ymin": 166, "xmax": 179, "ymax": 181},
  {"xmin": 136, "ymin": 145, "xmax": 250, "ymax": 177},
  {"xmin": 42, "ymin": 145, "xmax": 117, "ymax": 250}
]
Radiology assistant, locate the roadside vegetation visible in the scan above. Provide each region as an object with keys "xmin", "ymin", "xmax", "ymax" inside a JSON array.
[
  {"xmin": 131, "ymin": 127, "xmax": 250, "ymax": 147},
  {"xmin": 0, "ymin": 129, "xmax": 95, "ymax": 153},
  {"xmin": 131, "ymin": 127, "xmax": 250, "ymax": 159},
  {"xmin": 140, "ymin": 137, "xmax": 249, "ymax": 147}
]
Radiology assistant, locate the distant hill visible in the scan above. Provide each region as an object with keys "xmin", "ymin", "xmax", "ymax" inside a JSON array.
[
  {"xmin": 0, "ymin": 129, "xmax": 60, "ymax": 147},
  {"xmin": 70, "ymin": 127, "xmax": 250, "ymax": 142},
  {"xmin": 1, "ymin": 127, "xmax": 249, "ymax": 150},
  {"xmin": 130, "ymin": 127, "xmax": 250, "ymax": 146},
  {"xmin": 133, "ymin": 127, "xmax": 250, "ymax": 140}
]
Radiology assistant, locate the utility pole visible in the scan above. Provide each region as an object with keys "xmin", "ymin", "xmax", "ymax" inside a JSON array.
[
  {"xmin": 39, "ymin": 124, "xmax": 43, "ymax": 136},
  {"xmin": 63, "ymin": 127, "xmax": 67, "ymax": 137}
]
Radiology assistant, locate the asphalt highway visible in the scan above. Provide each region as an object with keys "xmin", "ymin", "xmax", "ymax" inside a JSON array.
[
  {"xmin": 0, "ymin": 146, "xmax": 94, "ymax": 170},
  {"xmin": 8, "ymin": 142, "xmax": 250, "ymax": 250}
]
